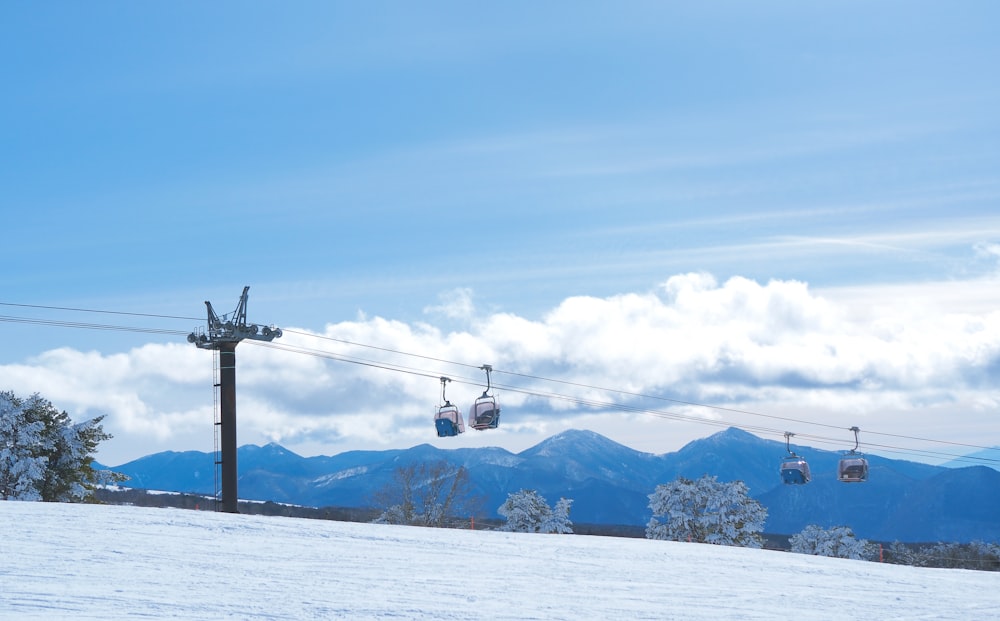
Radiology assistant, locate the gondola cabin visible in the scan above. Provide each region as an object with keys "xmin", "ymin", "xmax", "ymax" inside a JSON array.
[
  {"xmin": 779, "ymin": 432, "xmax": 810, "ymax": 485},
  {"xmin": 435, "ymin": 404, "xmax": 465, "ymax": 437},
  {"xmin": 838, "ymin": 426, "xmax": 869, "ymax": 483},
  {"xmin": 780, "ymin": 455, "xmax": 811, "ymax": 485},
  {"xmin": 469, "ymin": 364, "xmax": 500, "ymax": 430},
  {"xmin": 434, "ymin": 376, "xmax": 465, "ymax": 437},
  {"xmin": 469, "ymin": 395, "xmax": 500, "ymax": 430},
  {"xmin": 838, "ymin": 454, "xmax": 869, "ymax": 483}
]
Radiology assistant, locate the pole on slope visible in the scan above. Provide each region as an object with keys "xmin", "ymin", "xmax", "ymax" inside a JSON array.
[{"xmin": 188, "ymin": 287, "xmax": 281, "ymax": 514}]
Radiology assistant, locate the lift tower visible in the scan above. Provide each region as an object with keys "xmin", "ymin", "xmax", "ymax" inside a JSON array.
[{"xmin": 188, "ymin": 286, "xmax": 281, "ymax": 513}]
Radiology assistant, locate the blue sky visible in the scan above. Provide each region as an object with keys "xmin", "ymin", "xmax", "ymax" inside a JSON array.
[{"xmin": 2, "ymin": 2, "xmax": 1000, "ymax": 466}]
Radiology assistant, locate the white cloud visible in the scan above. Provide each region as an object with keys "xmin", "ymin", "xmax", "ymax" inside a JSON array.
[
  {"xmin": 423, "ymin": 287, "xmax": 477, "ymax": 320},
  {"xmin": 975, "ymin": 241, "xmax": 1000, "ymax": 275},
  {"xmin": 975, "ymin": 242, "xmax": 1000, "ymax": 259},
  {"xmin": 3, "ymin": 272, "xmax": 999, "ymax": 465}
]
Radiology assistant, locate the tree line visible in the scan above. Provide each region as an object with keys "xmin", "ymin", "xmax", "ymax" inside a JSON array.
[{"xmin": 367, "ymin": 464, "xmax": 999, "ymax": 571}]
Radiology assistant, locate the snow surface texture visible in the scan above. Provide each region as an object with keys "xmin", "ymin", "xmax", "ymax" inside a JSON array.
[{"xmin": 2, "ymin": 503, "xmax": 998, "ymax": 620}]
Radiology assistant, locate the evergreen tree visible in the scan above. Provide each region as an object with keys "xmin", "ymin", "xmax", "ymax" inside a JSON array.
[
  {"xmin": 542, "ymin": 497, "xmax": 574, "ymax": 534},
  {"xmin": 646, "ymin": 475, "xmax": 766, "ymax": 548},
  {"xmin": 789, "ymin": 525, "xmax": 873, "ymax": 560},
  {"xmin": 0, "ymin": 392, "xmax": 48, "ymax": 500},
  {"xmin": 0, "ymin": 391, "xmax": 115, "ymax": 502},
  {"xmin": 498, "ymin": 489, "xmax": 573, "ymax": 534}
]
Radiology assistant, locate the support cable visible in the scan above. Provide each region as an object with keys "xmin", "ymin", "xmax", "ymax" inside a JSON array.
[{"xmin": 247, "ymin": 340, "xmax": 1000, "ymax": 466}]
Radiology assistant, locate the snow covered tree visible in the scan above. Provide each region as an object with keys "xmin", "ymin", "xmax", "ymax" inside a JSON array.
[
  {"xmin": 498, "ymin": 489, "xmax": 573, "ymax": 534},
  {"xmin": 885, "ymin": 541, "xmax": 918, "ymax": 566},
  {"xmin": 498, "ymin": 489, "xmax": 549, "ymax": 533},
  {"xmin": 971, "ymin": 540, "xmax": 1000, "ymax": 570},
  {"xmin": 0, "ymin": 392, "xmax": 48, "ymax": 500},
  {"xmin": 0, "ymin": 391, "xmax": 114, "ymax": 502},
  {"xmin": 371, "ymin": 460, "xmax": 481, "ymax": 528},
  {"xmin": 912, "ymin": 541, "xmax": 1000, "ymax": 570},
  {"xmin": 544, "ymin": 497, "xmax": 575, "ymax": 534},
  {"xmin": 39, "ymin": 415, "xmax": 114, "ymax": 502},
  {"xmin": 646, "ymin": 475, "xmax": 767, "ymax": 548},
  {"xmin": 789, "ymin": 525, "xmax": 874, "ymax": 560}
]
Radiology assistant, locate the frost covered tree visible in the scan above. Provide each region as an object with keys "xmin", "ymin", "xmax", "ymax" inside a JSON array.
[
  {"xmin": 885, "ymin": 541, "xmax": 918, "ymax": 566},
  {"xmin": 914, "ymin": 541, "xmax": 1000, "ymax": 570},
  {"xmin": 789, "ymin": 525, "xmax": 873, "ymax": 560},
  {"xmin": 1, "ymin": 391, "xmax": 114, "ymax": 502},
  {"xmin": 371, "ymin": 460, "xmax": 481, "ymax": 528},
  {"xmin": 883, "ymin": 540, "xmax": 1000, "ymax": 570},
  {"xmin": 0, "ymin": 393, "xmax": 48, "ymax": 500},
  {"xmin": 498, "ymin": 489, "xmax": 573, "ymax": 534},
  {"xmin": 646, "ymin": 475, "xmax": 766, "ymax": 548},
  {"xmin": 544, "ymin": 497, "xmax": 574, "ymax": 534}
]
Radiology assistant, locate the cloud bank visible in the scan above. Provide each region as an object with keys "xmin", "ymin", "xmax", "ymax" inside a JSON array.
[{"xmin": 3, "ymin": 273, "xmax": 999, "ymax": 465}]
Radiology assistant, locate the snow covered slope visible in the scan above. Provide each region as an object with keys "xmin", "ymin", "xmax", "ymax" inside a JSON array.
[{"xmin": 1, "ymin": 502, "xmax": 998, "ymax": 620}]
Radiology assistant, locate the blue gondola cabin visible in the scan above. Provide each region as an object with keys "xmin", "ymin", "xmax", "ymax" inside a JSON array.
[
  {"xmin": 435, "ymin": 404, "xmax": 465, "ymax": 437},
  {"xmin": 780, "ymin": 455, "xmax": 811, "ymax": 485}
]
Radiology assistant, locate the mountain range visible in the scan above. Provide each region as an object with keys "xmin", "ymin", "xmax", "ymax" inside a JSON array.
[{"xmin": 100, "ymin": 427, "xmax": 1000, "ymax": 543}]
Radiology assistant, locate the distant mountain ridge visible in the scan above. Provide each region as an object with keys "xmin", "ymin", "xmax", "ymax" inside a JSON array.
[
  {"xmin": 101, "ymin": 427, "xmax": 1000, "ymax": 543},
  {"xmin": 941, "ymin": 446, "xmax": 1000, "ymax": 470}
]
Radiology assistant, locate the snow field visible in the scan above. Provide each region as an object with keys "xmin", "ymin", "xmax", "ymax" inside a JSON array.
[{"xmin": 1, "ymin": 502, "xmax": 998, "ymax": 620}]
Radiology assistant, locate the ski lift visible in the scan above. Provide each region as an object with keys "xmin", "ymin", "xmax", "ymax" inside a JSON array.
[
  {"xmin": 469, "ymin": 364, "xmax": 500, "ymax": 430},
  {"xmin": 838, "ymin": 426, "xmax": 869, "ymax": 483},
  {"xmin": 434, "ymin": 377, "xmax": 465, "ymax": 437},
  {"xmin": 779, "ymin": 432, "xmax": 811, "ymax": 485}
]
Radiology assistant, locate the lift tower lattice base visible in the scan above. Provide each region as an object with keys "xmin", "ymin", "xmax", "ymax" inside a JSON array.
[{"xmin": 188, "ymin": 286, "xmax": 281, "ymax": 513}]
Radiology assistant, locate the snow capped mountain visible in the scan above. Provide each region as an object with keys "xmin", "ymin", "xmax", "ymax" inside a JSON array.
[
  {"xmin": 519, "ymin": 428, "xmax": 660, "ymax": 486},
  {"xmin": 519, "ymin": 428, "xmax": 641, "ymax": 459}
]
